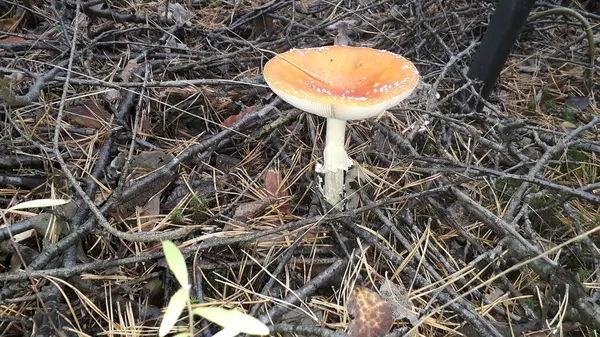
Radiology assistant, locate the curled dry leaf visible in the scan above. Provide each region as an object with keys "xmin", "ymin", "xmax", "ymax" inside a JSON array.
[{"xmin": 347, "ymin": 285, "xmax": 394, "ymax": 337}]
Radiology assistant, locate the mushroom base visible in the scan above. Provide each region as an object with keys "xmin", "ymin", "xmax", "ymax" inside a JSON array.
[
  {"xmin": 323, "ymin": 118, "xmax": 352, "ymax": 172},
  {"xmin": 322, "ymin": 118, "xmax": 352, "ymax": 208},
  {"xmin": 323, "ymin": 169, "xmax": 345, "ymax": 208}
]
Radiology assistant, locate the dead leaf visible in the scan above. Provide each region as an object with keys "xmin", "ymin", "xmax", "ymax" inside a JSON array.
[
  {"xmin": 111, "ymin": 171, "xmax": 175, "ymax": 219},
  {"xmin": 484, "ymin": 287, "xmax": 506, "ymax": 303},
  {"xmin": 263, "ymin": 169, "xmax": 285, "ymax": 197},
  {"xmin": 280, "ymin": 307, "xmax": 323, "ymax": 326},
  {"xmin": 120, "ymin": 60, "xmax": 141, "ymax": 82},
  {"xmin": 139, "ymin": 114, "xmax": 152, "ymax": 134},
  {"xmin": 130, "ymin": 150, "xmax": 174, "ymax": 170},
  {"xmin": 221, "ymin": 104, "xmax": 261, "ymax": 127},
  {"xmin": 0, "ymin": 18, "xmax": 20, "ymax": 31},
  {"xmin": 135, "ymin": 193, "xmax": 162, "ymax": 230},
  {"xmin": 222, "ymin": 111, "xmax": 244, "ymax": 128},
  {"xmin": 164, "ymin": 178, "xmax": 219, "ymax": 210},
  {"xmin": 516, "ymin": 64, "xmax": 540, "ymax": 73},
  {"xmin": 6, "ymin": 71, "xmax": 24, "ymax": 82},
  {"xmin": 0, "ymin": 33, "xmax": 48, "ymax": 55},
  {"xmin": 67, "ymin": 99, "xmax": 113, "ymax": 129},
  {"xmin": 333, "ymin": 21, "xmax": 352, "ymax": 46},
  {"xmin": 344, "ymin": 167, "xmax": 365, "ymax": 210},
  {"xmin": 564, "ymin": 96, "xmax": 590, "ymax": 111},
  {"xmin": 347, "ymin": 285, "xmax": 394, "ymax": 337},
  {"xmin": 105, "ymin": 60, "xmax": 141, "ymax": 101},
  {"xmin": 164, "ymin": 35, "xmax": 187, "ymax": 53},
  {"xmin": 167, "ymin": 3, "xmax": 194, "ymax": 25},
  {"xmin": 232, "ymin": 197, "xmax": 275, "ymax": 223},
  {"xmin": 263, "ymin": 169, "xmax": 291, "ymax": 214},
  {"xmin": 0, "ymin": 35, "xmax": 27, "ymax": 56},
  {"xmin": 157, "ymin": 86, "xmax": 200, "ymax": 100},
  {"xmin": 379, "ymin": 280, "xmax": 418, "ymax": 326},
  {"xmin": 214, "ymin": 154, "xmax": 241, "ymax": 172},
  {"xmin": 560, "ymin": 121, "xmax": 577, "ymax": 130},
  {"xmin": 0, "ymin": 35, "xmax": 27, "ymax": 44}
]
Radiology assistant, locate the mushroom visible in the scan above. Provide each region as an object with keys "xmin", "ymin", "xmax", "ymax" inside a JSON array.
[{"xmin": 263, "ymin": 46, "xmax": 419, "ymax": 207}]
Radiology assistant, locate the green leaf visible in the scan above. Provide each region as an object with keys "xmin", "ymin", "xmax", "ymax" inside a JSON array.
[
  {"xmin": 192, "ymin": 307, "xmax": 269, "ymax": 335},
  {"xmin": 162, "ymin": 240, "xmax": 189, "ymax": 288},
  {"xmin": 159, "ymin": 288, "xmax": 189, "ymax": 336}
]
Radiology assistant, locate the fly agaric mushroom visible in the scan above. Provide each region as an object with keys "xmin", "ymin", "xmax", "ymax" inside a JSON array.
[{"xmin": 263, "ymin": 46, "xmax": 419, "ymax": 207}]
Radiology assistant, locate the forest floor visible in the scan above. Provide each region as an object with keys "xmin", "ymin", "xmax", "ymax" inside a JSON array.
[{"xmin": 0, "ymin": 1, "xmax": 599, "ymax": 336}]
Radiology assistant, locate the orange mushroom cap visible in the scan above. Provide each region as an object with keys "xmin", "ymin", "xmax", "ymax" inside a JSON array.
[{"xmin": 263, "ymin": 46, "xmax": 419, "ymax": 120}]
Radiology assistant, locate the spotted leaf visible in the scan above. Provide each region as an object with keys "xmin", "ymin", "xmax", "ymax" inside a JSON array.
[{"xmin": 347, "ymin": 285, "xmax": 394, "ymax": 337}]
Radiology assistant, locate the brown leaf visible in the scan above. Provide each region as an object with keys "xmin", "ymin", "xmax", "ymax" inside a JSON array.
[
  {"xmin": 263, "ymin": 169, "xmax": 284, "ymax": 197},
  {"xmin": 0, "ymin": 35, "xmax": 29, "ymax": 55},
  {"xmin": 222, "ymin": 111, "xmax": 244, "ymax": 128},
  {"xmin": 135, "ymin": 193, "xmax": 162, "ymax": 231},
  {"xmin": 263, "ymin": 169, "xmax": 291, "ymax": 214},
  {"xmin": 0, "ymin": 18, "xmax": 20, "ymax": 32},
  {"xmin": 221, "ymin": 105, "xmax": 259, "ymax": 128},
  {"xmin": 120, "ymin": 59, "xmax": 141, "ymax": 82},
  {"xmin": 347, "ymin": 286, "xmax": 394, "ymax": 337},
  {"xmin": 0, "ymin": 33, "xmax": 47, "ymax": 50},
  {"xmin": 67, "ymin": 99, "xmax": 112, "ymax": 129},
  {"xmin": 139, "ymin": 114, "xmax": 152, "ymax": 134},
  {"xmin": 232, "ymin": 197, "xmax": 275, "ymax": 223},
  {"xmin": 157, "ymin": 86, "xmax": 201, "ymax": 105}
]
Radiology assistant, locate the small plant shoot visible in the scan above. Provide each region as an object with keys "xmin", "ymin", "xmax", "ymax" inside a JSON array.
[{"xmin": 159, "ymin": 241, "xmax": 269, "ymax": 337}]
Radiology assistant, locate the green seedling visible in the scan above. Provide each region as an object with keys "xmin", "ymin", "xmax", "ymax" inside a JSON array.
[
  {"xmin": 522, "ymin": 296, "xmax": 541, "ymax": 316},
  {"xmin": 189, "ymin": 194, "xmax": 210, "ymax": 223},
  {"xmin": 578, "ymin": 268, "xmax": 592, "ymax": 282},
  {"xmin": 170, "ymin": 209, "xmax": 184, "ymax": 225},
  {"xmin": 159, "ymin": 240, "xmax": 269, "ymax": 337},
  {"xmin": 561, "ymin": 106, "xmax": 576, "ymax": 122},
  {"xmin": 189, "ymin": 193, "xmax": 209, "ymax": 211}
]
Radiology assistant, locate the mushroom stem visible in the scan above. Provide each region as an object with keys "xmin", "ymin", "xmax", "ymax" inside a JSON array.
[{"xmin": 323, "ymin": 118, "xmax": 352, "ymax": 207}]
